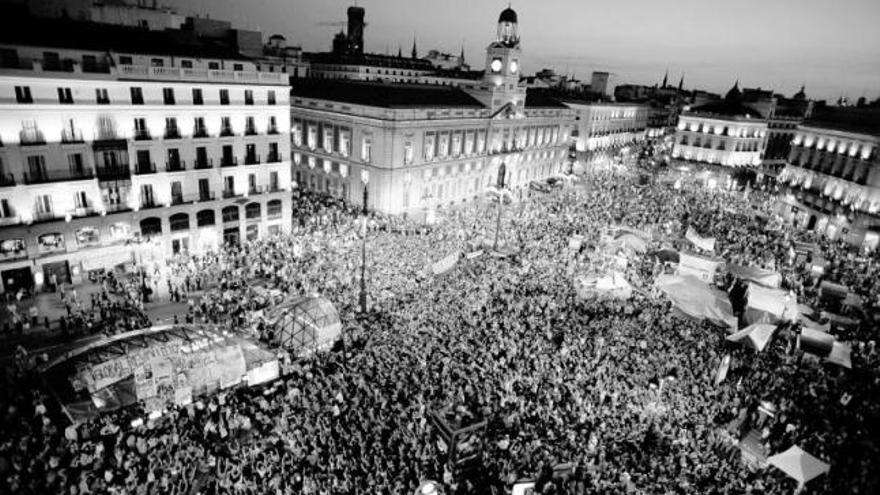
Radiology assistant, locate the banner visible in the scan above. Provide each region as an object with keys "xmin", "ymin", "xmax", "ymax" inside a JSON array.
[
  {"xmin": 686, "ymin": 227, "xmax": 715, "ymax": 252},
  {"xmin": 678, "ymin": 252, "xmax": 720, "ymax": 283},
  {"xmin": 715, "ymin": 354, "xmax": 731, "ymax": 386},
  {"xmin": 432, "ymin": 251, "xmax": 461, "ymax": 275},
  {"xmin": 747, "ymin": 283, "xmax": 798, "ymax": 322}
]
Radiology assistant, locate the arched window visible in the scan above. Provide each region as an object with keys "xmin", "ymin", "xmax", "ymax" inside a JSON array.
[
  {"xmin": 245, "ymin": 202, "xmax": 261, "ymax": 219},
  {"xmin": 140, "ymin": 217, "xmax": 162, "ymax": 236},
  {"xmin": 222, "ymin": 206, "xmax": 239, "ymax": 223},
  {"xmin": 267, "ymin": 199, "xmax": 282, "ymax": 218},
  {"xmin": 196, "ymin": 209, "xmax": 216, "ymax": 227},
  {"xmin": 169, "ymin": 213, "xmax": 190, "ymax": 231}
]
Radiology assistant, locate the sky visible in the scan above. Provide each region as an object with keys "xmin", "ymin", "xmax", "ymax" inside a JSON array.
[{"xmin": 109, "ymin": 0, "xmax": 880, "ymax": 101}]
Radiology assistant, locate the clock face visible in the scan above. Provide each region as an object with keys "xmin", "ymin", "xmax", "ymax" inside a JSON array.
[
  {"xmin": 490, "ymin": 59, "xmax": 503, "ymax": 72},
  {"xmin": 509, "ymin": 61, "xmax": 518, "ymax": 73}
]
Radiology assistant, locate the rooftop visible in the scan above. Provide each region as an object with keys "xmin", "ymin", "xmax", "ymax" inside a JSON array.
[
  {"xmin": 525, "ymin": 90, "xmax": 572, "ymax": 108},
  {"xmin": 305, "ymin": 52, "xmax": 436, "ymax": 71},
  {"xmin": 292, "ymin": 79, "xmax": 485, "ymax": 109},
  {"xmin": 803, "ymin": 107, "xmax": 880, "ymax": 137},
  {"xmin": 0, "ymin": 13, "xmax": 249, "ymax": 61},
  {"xmin": 688, "ymin": 100, "xmax": 764, "ymax": 119}
]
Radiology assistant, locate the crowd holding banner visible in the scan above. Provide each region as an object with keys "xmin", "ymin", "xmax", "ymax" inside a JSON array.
[{"xmin": 0, "ymin": 170, "xmax": 879, "ymax": 494}]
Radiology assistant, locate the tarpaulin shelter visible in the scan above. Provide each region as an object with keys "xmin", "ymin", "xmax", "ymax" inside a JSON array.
[
  {"xmin": 615, "ymin": 233, "xmax": 647, "ymax": 254},
  {"xmin": 648, "ymin": 248, "xmax": 679, "ymax": 263},
  {"xmin": 726, "ymin": 323, "xmax": 777, "ymax": 352},
  {"xmin": 39, "ymin": 325, "xmax": 278, "ymax": 424},
  {"xmin": 745, "ymin": 283, "xmax": 799, "ymax": 325},
  {"xmin": 727, "ymin": 264, "xmax": 782, "ymax": 288},
  {"xmin": 267, "ymin": 296, "xmax": 342, "ymax": 357},
  {"xmin": 767, "ymin": 446, "xmax": 829, "ymax": 488},
  {"xmin": 655, "ymin": 274, "xmax": 737, "ymax": 330},
  {"xmin": 826, "ymin": 341, "xmax": 852, "ymax": 369},
  {"xmin": 678, "ymin": 252, "xmax": 722, "ymax": 283}
]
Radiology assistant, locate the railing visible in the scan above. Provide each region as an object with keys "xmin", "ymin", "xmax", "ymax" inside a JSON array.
[
  {"xmin": 33, "ymin": 211, "xmax": 61, "ymax": 222},
  {"xmin": 249, "ymin": 186, "xmax": 264, "ymax": 195},
  {"xmin": 198, "ymin": 193, "xmax": 216, "ymax": 202},
  {"xmin": 222, "ymin": 190, "xmax": 240, "ymax": 198},
  {"xmin": 95, "ymin": 166, "xmax": 131, "ymax": 181},
  {"xmin": 166, "ymin": 160, "xmax": 186, "ymax": 172},
  {"xmin": 70, "ymin": 206, "xmax": 97, "ymax": 218},
  {"xmin": 19, "ymin": 130, "xmax": 46, "ymax": 146},
  {"xmin": 220, "ymin": 128, "xmax": 235, "ymax": 137},
  {"xmin": 266, "ymin": 153, "xmax": 282, "ymax": 163},
  {"xmin": 134, "ymin": 129, "xmax": 152, "ymax": 141},
  {"xmin": 117, "ymin": 64, "xmax": 287, "ymax": 85},
  {"xmin": 82, "ymin": 62, "xmax": 111, "ymax": 74},
  {"xmin": 244, "ymin": 127, "xmax": 258, "ymax": 136},
  {"xmin": 105, "ymin": 203, "xmax": 132, "ymax": 214},
  {"xmin": 171, "ymin": 196, "xmax": 192, "ymax": 206},
  {"xmin": 0, "ymin": 174, "xmax": 15, "ymax": 187},
  {"xmin": 244, "ymin": 154, "xmax": 261, "ymax": 165},
  {"xmin": 140, "ymin": 200, "xmax": 160, "ymax": 210},
  {"xmin": 24, "ymin": 168, "xmax": 94, "ymax": 184},
  {"xmin": 134, "ymin": 162, "xmax": 157, "ymax": 175},
  {"xmin": 194, "ymin": 158, "xmax": 213, "ymax": 170},
  {"xmin": 193, "ymin": 128, "xmax": 210, "ymax": 138},
  {"xmin": 43, "ymin": 59, "xmax": 75, "ymax": 72},
  {"xmin": 164, "ymin": 128, "xmax": 182, "ymax": 139},
  {"xmin": 220, "ymin": 157, "xmax": 238, "ymax": 167},
  {"xmin": 267, "ymin": 126, "xmax": 280, "ymax": 135},
  {"xmin": 61, "ymin": 128, "xmax": 84, "ymax": 144}
]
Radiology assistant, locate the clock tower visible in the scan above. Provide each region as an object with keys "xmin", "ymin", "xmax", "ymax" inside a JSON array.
[{"xmin": 469, "ymin": 6, "xmax": 526, "ymax": 114}]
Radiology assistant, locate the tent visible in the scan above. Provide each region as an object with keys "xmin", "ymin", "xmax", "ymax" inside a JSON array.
[
  {"xmin": 767, "ymin": 446, "xmax": 829, "ymax": 488},
  {"xmin": 269, "ymin": 297, "xmax": 342, "ymax": 357},
  {"xmin": 678, "ymin": 252, "xmax": 722, "ymax": 283},
  {"xmin": 655, "ymin": 274, "xmax": 737, "ymax": 330},
  {"xmin": 648, "ymin": 248, "xmax": 679, "ymax": 264},
  {"xmin": 745, "ymin": 283, "xmax": 799, "ymax": 325},
  {"xmin": 726, "ymin": 323, "xmax": 777, "ymax": 352},
  {"xmin": 826, "ymin": 341, "xmax": 852, "ymax": 369},
  {"xmin": 727, "ymin": 264, "xmax": 782, "ymax": 289},
  {"xmin": 615, "ymin": 233, "xmax": 647, "ymax": 254}
]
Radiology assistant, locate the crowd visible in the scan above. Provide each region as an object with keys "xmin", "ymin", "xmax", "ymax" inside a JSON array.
[{"xmin": 1, "ymin": 169, "xmax": 878, "ymax": 494}]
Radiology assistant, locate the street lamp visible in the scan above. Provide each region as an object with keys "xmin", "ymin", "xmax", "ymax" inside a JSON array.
[
  {"xmin": 359, "ymin": 169, "xmax": 369, "ymax": 313},
  {"xmin": 493, "ymin": 162, "xmax": 507, "ymax": 251}
]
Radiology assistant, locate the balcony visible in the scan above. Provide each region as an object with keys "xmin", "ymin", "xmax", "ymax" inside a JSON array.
[
  {"xmin": 194, "ymin": 158, "xmax": 213, "ymax": 170},
  {"xmin": 140, "ymin": 200, "xmax": 160, "ymax": 210},
  {"xmin": 24, "ymin": 168, "xmax": 94, "ymax": 185},
  {"xmin": 248, "ymin": 186, "xmax": 264, "ymax": 195},
  {"xmin": 267, "ymin": 126, "xmax": 280, "ymax": 135},
  {"xmin": 244, "ymin": 127, "xmax": 258, "ymax": 136},
  {"xmin": 105, "ymin": 203, "xmax": 132, "ymax": 214},
  {"xmin": 96, "ymin": 166, "xmax": 131, "ymax": 181},
  {"xmin": 219, "ymin": 127, "xmax": 235, "ymax": 137},
  {"xmin": 0, "ymin": 215, "xmax": 22, "ymax": 227},
  {"xmin": 244, "ymin": 154, "xmax": 261, "ymax": 166},
  {"xmin": 43, "ymin": 58, "xmax": 75, "ymax": 72},
  {"xmin": 71, "ymin": 206, "xmax": 98, "ymax": 218},
  {"xmin": 61, "ymin": 128, "xmax": 85, "ymax": 144},
  {"xmin": 198, "ymin": 193, "xmax": 216, "ymax": 202},
  {"xmin": 220, "ymin": 157, "xmax": 238, "ymax": 168},
  {"xmin": 0, "ymin": 174, "xmax": 15, "ymax": 187},
  {"xmin": 33, "ymin": 211, "xmax": 61, "ymax": 223},
  {"xmin": 222, "ymin": 190, "xmax": 241, "ymax": 199},
  {"xmin": 164, "ymin": 128, "xmax": 182, "ymax": 140},
  {"xmin": 134, "ymin": 162, "xmax": 157, "ymax": 175},
  {"xmin": 266, "ymin": 152, "xmax": 282, "ymax": 163},
  {"xmin": 82, "ymin": 61, "xmax": 111, "ymax": 74},
  {"xmin": 134, "ymin": 129, "xmax": 152, "ymax": 141},
  {"xmin": 193, "ymin": 128, "xmax": 210, "ymax": 138},
  {"xmin": 117, "ymin": 64, "xmax": 287, "ymax": 85},
  {"xmin": 19, "ymin": 130, "xmax": 46, "ymax": 146},
  {"xmin": 166, "ymin": 160, "xmax": 186, "ymax": 173},
  {"xmin": 170, "ymin": 195, "xmax": 192, "ymax": 206}
]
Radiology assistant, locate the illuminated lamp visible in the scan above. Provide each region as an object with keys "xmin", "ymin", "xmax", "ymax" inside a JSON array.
[
  {"xmin": 848, "ymin": 144, "xmax": 858, "ymax": 157},
  {"xmin": 861, "ymin": 146, "xmax": 872, "ymax": 160}
]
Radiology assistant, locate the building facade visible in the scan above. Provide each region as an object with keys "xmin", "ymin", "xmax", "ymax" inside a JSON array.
[
  {"xmin": 672, "ymin": 84, "xmax": 768, "ymax": 169},
  {"xmin": 565, "ymin": 101, "xmax": 649, "ymax": 169},
  {"xmin": 289, "ymin": 7, "xmax": 574, "ymax": 216},
  {"xmin": 775, "ymin": 116, "xmax": 880, "ymax": 250},
  {"xmin": 0, "ymin": 19, "xmax": 291, "ymax": 293}
]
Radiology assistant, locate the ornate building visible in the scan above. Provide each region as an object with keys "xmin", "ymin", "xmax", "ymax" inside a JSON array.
[
  {"xmin": 775, "ymin": 108, "xmax": 880, "ymax": 250},
  {"xmin": 289, "ymin": 7, "xmax": 574, "ymax": 215},
  {"xmin": 0, "ymin": 15, "xmax": 291, "ymax": 293}
]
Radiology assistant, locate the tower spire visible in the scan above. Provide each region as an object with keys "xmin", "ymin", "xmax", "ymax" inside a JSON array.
[
  {"xmin": 678, "ymin": 73, "xmax": 684, "ymax": 92},
  {"xmin": 411, "ymin": 35, "xmax": 417, "ymax": 59},
  {"xmin": 662, "ymin": 69, "xmax": 668, "ymax": 89},
  {"xmin": 460, "ymin": 42, "xmax": 465, "ymax": 67}
]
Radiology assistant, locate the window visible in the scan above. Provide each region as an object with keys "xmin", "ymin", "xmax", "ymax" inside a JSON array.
[
  {"xmin": 134, "ymin": 118, "xmax": 149, "ymax": 140},
  {"xmin": 67, "ymin": 153, "xmax": 84, "ymax": 175},
  {"xmin": 0, "ymin": 199, "xmax": 12, "ymax": 218},
  {"xmin": 323, "ymin": 126, "xmax": 333, "ymax": 151},
  {"xmin": 208, "ymin": 62, "xmax": 220, "ymax": 70},
  {"xmin": 165, "ymin": 118, "xmax": 180, "ymax": 139},
  {"xmin": 224, "ymin": 176, "xmax": 235, "ymax": 194},
  {"xmin": 220, "ymin": 117, "xmax": 233, "ymax": 137},
  {"xmin": 219, "ymin": 89, "xmax": 229, "ymax": 105},
  {"xmin": 268, "ymin": 142, "xmax": 279, "ymax": 162},
  {"xmin": 192, "ymin": 88, "xmax": 203, "ymax": 105},
  {"xmin": 74, "ymin": 191, "xmax": 87, "ymax": 209},
  {"xmin": 424, "ymin": 133, "xmax": 436, "ymax": 160},
  {"xmin": 267, "ymin": 199, "xmax": 282, "ymax": 218},
  {"xmin": 15, "ymin": 86, "xmax": 32, "ymax": 103},
  {"xmin": 57, "ymin": 87, "xmax": 73, "ymax": 104},
  {"xmin": 170, "ymin": 181, "xmax": 183, "ymax": 203},
  {"xmin": 245, "ymin": 144, "xmax": 258, "ymax": 164},
  {"xmin": 361, "ymin": 137, "xmax": 372, "ymax": 163},
  {"xmin": 245, "ymin": 202, "xmax": 261, "ymax": 219},
  {"xmin": 222, "ymin": 206, "xmax": 239, "ymax": 222},
  {"xmin": 26, "ymin": 155, "xmax": 47, "ymax": 180},
  {"xmin": 404, "ymin": 140, "xmax": 414, "ymax": 164},
  {"xmin": 181, "ymin": 60, "xmax": 193, "ymax": 68},
  {"xmin": 248, "ymin": 173, "xmax": 256, "ymax": 193},
  {"xmin": 194, "ymin": 117, "xmax": 207, "ymax": 138},
  {"xmin": 162, "ymin": 87, "xmax": 175, "ymax": 105},
  {"xmin": 245, "ymin": 116, "xmax": 257, "ymax": 135},
  {"xmin": 35, "ymin": 194, "xmax": 53, "ymax": 215},
  {"xmin": 140, "ymin": 184, "xmax": 155, "ymax": 207},
  {"xmin": 119, "ymin": 56, "xmax": 133, "ymax": 65},
  {"xmin": 244, "ymin": 90, "xmax": 254, "ymax": 105},
  {"xmin": 95, "ymin": 88, "xmax": 109, "ymax": 104},
  {"xmin": 269, "ymin": 171, "xmax": 279, "ymax": 191},
  {"xmin": 195, "ymin": 147, "xmax": 209, "ymax": 168},
  {"xmin": 169, "ymin": 213, "xmax": 189, "ymax": 231},
  {"xmin": 130, "ymin": 87, "xmax": 144, "ymax": 104},
  {"xmin": 197, "ymin": 209, "xmax": 215, "ymax": 226},
  {"xmin": 150, "ymin": 58, "xmax": 164, "ymax": 67},
  {"xmin": 268, "ymin": 90, "xmax": 276, "ymax": 105},
  {"xmin": 268, "ymin": 116, "xmax": 278, "ymax": 134},
  {"xmin": 233, "ymin": 63, "xmax": 244, "ymax": 71},
  {"xmin": 43, "ymin": 51, "xmax": 60, "ymax": 70}
]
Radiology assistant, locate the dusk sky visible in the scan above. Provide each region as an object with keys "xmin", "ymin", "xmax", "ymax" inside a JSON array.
[{"xmin": 169, "ymin": 0, "xmax": 875, "ymax": 101}]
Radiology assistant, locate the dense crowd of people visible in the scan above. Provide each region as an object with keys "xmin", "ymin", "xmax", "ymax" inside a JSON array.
[{"xmin": 1, "ymin": 169, "xmax": 878, "ymax": 494}]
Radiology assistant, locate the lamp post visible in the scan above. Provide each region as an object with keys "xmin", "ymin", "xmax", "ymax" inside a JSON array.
[
  {"xmin": 358, "ymin": 170, "xmax": 369, "ymax": 314},
  {"xmin": 493, "ymin": 163, "xmax": 507, "ymax": 251}
]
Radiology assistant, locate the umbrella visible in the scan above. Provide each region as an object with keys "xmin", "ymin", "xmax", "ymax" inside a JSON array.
[{"xmin": 767, "ymin": 446, "xmax": 829, "ymax": 487}]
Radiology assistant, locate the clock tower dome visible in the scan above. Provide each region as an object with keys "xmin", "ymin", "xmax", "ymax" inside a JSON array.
[{"xmin": 473, "ymin": 6, "xmax": 526, "ymax": 113}]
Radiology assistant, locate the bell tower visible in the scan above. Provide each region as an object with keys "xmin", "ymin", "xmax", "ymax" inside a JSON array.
[{"xmin": 475, "ymin": 6, "xmax": 526, "ymax": 113}]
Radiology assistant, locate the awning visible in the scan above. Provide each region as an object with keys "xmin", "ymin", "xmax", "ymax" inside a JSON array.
[{"xmin": 767, "ymin": 446, "xmax": 829, "ymax": 487}]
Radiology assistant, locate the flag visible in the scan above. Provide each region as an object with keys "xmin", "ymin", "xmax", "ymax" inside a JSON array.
[{"xmin": 715, "ymin": 354, "xmax": 731, "ymax": 386}]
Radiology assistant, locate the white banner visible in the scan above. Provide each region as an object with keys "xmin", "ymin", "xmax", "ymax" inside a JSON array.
[
  {"xmin": 678, "ymin": 252, "xmax": 720, "ymax": 283},
  {"xmin": 686, "ymin": 227, "xmax": 716, "ymax": 252}
]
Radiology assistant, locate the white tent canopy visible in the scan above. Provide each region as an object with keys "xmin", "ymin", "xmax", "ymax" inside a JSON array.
[
  {"xmin": 767, "ymin": 446, "xmax": 830, "ymax": 487},
  {"xmin": 726, "ymin": 324, "xmax": 776, "ymax": 352}
]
